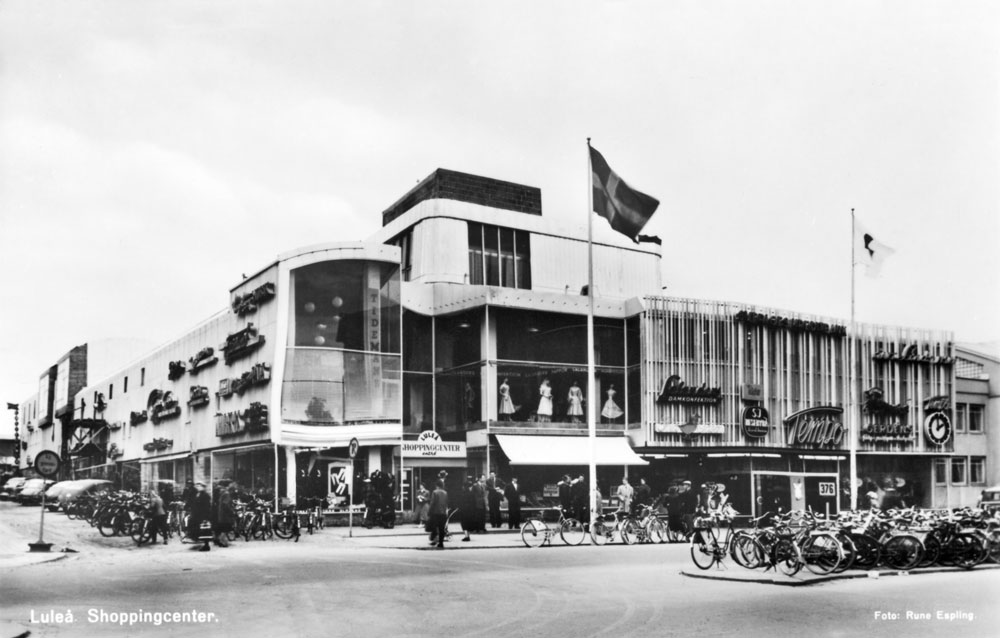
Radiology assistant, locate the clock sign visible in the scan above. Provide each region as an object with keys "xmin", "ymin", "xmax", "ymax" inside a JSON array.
[{"xmin": 924, "ymin": 412, "xmax": 952, "ymax": 446}]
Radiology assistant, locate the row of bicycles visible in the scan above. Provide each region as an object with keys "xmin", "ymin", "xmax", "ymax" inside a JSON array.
[
  {"xmin": 60, "ymin": 490, "xmax": 327, "ymax": 546},
  {"xmin": 688, "ymin": 506, "xmax": 1000, "ymax": 576},
  {"xmin": 520, "ymin": 504, "xmax": 677, "ymax": 547}
]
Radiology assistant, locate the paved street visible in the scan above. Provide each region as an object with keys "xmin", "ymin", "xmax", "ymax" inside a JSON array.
[{"xmin": 2, "ymin": 502, "xmax": 999, "ymax": 638}]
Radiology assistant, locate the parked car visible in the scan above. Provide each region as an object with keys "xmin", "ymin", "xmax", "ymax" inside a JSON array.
[
  {"xmin": 16, "ymin": 478, "xmax": 56, "ymax": 505},
  {"xmin": 57, "ymin": 479, "xmax": 113, "ymax": 509},
  {"xmin": 978, "ymin": 485, "xmax": 1000, "ymax": 515},
  {"xmin": 44, "ymin": 480, "xmax": 82, "ymax": 511},
  {"xmin": 0, "ymin": 477, "xmax": 28, "ymax": 501}
]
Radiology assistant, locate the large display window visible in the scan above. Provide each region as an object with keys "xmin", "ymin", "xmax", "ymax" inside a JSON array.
[{"xmin": 282, "ymin": 259, "xmax": 402, "ymax": 426}]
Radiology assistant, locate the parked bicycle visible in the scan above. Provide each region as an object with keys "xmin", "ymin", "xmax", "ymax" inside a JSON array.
[{"xmin": 520, "ymin": 507, "xmax": 588, "ymax": 547}]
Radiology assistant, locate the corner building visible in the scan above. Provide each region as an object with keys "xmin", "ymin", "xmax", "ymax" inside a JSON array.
[{"xmin": 45, "ymin": 168, "xmax": 984, "ymax": 515}]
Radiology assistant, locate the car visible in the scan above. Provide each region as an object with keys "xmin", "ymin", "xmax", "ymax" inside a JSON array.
[
  {"xmin": 978, "ymin": 485, "xmax": 1000, "ymax": 515},
  {"xmin": 44, "ymin": 480, "xmax": 83, "ymax": 511},
  {"xmin": 0, "ymin": 477, "xmax": 28, "ymax": 501},
  {"xmin": 57, "ymin": 479, "xmax": 113, "ymax": 510},
  {"xmin": 16, "ymin": 478, "xmax": 56, "ymax": 505}
]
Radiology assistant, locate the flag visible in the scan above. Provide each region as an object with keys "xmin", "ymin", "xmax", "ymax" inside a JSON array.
[
  {"xmin": 590, "ymin": 145, "xmax": 660, "ymax": 241},
  {"xmin": 854, "ymin": 219, "xmax": 895, "ymax": 278}
]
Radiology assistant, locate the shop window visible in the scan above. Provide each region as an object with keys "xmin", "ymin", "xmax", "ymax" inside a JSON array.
[
  {"xmin": 933, "ymin": 459, "xmax": 947, "ymax": 486},
  {"xmin": 968, "ymin": 405, "xmax": 984, "ymax": 433},
  {"xmin": 970, "ymin": 457, "xmax": 985, "ymax": 485},
  {"xmin": 955, "ymin": 403, "xmax": 967, "ymax": 433},
  {"xmin": 950, "ymin": 457, "xmax": 967, "ymax": 485},
  {"xmin": 403, "ymin": 310, "xmax": 433, "ymax": 372}
]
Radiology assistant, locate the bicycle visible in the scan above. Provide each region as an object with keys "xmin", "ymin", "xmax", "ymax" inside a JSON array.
[
  {"xmin": 520, "ymin": 507, "xmax": 587, "ymax": 547},
  {"xmin": 768, "ymin": 510, "xmax": 844, "ymax": 576},
  {"xmin": 619, "ymin": 504, "xmax": 668, "ymax": 545},
  {"xmin": 689, "ymin": 509, "xmax": 743, "ymax": 570},
  {"xmin": 273, "ymin": 506, "xmax": 301, "ymax": 541},
  {"xmin": 590, "ymin": 509, "xmax": 629, "ymax": 546}
]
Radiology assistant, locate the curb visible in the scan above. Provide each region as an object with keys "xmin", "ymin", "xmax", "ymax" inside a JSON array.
[{"xmin": 680, "ymin": 563, "xmax": 1000, "ymax": 587}]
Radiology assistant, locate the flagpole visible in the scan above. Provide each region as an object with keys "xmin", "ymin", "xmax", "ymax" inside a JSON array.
[
  {"xmin": 586, "ymin": 138, "xmax": 598, "ymax": 523},
  {"xmin": 849, "ymin": 208, "xmax": 858, "ymax": 511}
]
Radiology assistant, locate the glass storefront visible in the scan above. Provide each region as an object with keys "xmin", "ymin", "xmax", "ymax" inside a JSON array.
[{"xmin": 282, "ymin": 259, "xmax": 402, "ymax": 425}]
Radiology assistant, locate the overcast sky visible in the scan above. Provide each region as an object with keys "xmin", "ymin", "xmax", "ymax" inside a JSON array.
[{"xmin": 2, "ymin": 1, "xmax": 997, "ymax": 438}]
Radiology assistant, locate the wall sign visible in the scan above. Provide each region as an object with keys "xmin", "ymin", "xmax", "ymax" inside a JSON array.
[
  {"xmin": 734, "ymin": 310, "xmax": 847, "ymax": 337},
  {"xmin": 188, "ymin": 347, "xmax": 218, "ymax": 374},
  {"xmin": 168, "ymin": 361, "xmax": 186, "ymax": 381},
  {"xmin": 656, "ymin": 375, "xmax": 722, "ymax": 404},
  {"xmin": 741, "ymin": 384, "xmax": 763, "ymax": 401},
  {"xmin": 188, "ymin": 386, "xmax": 210, "ymax": 408},
  {"xmin": 741, "ymin": 406, "xmax": 770, "ymax": 438},
  {"xmin": 860, "ymin": 387, "xmax": 913, "ymax": 441},
  {"xmin": 401, "ymin": 430, "xmax": 466, "ymax": 458},
  {"xmin": 232, "ymin": 282, "xmax": 276, "ymax": 317},
  {"xmin": 221, "ymin": 323, "xmax": 266, "ymax": 365},
  {"xmin": 783, "ymin": 406, "xmax": 845, "ymax": 447},
  {"xmin": 872, "ymin": 344, "xmax": 953, "ymax": 365}
]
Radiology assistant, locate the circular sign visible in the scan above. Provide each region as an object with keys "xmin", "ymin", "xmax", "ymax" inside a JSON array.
[
  {"xmin": 348, "ymin": 437, "xmax": 360, "ymax": 459},
  {"xmin": 34, "ymin": 450, "xmax": 61, "ymax": 477},
  {"xmin": 924, "ymin": 412, "xmax": 952, "ymax": 445},
  {"xmin": 741, "ymin": 406, "xmax": 770, "ymax": 438}
]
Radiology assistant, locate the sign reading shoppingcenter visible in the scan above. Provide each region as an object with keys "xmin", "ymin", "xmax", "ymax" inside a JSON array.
[{"xmin": 402, "ymin": 431, "xmax": 466, "ymax": 458}]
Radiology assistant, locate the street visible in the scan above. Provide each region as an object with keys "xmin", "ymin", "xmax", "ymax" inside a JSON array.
[{"xmin": 2, "ymin": 502, "xmax": 999, "ymax": 638}]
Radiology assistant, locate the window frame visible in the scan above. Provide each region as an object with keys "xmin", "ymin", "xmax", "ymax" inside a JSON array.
[
  {"xmin": 968, "ymin": 404, "xmax": 984, "ymax": 434},
  {"xmin": 950, "ymin": 457, "xmax": 967, "ymax": 485},
  {"xmin": 970, "ymin": 457, "xmax": 986, "ymax": 485}
]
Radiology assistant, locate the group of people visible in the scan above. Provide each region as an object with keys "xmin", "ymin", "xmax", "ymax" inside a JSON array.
[
  {"xmin": 416, "ymin": 471, "xmax": 525, "ymax": 547},
  {"xmin": 139, "ymin": 478, "xmax": 240, "ymax": 551}
]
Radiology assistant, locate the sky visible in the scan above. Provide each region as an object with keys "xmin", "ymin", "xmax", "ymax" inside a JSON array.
[{"xmin": 1, "ymin": 1, "xmax": 997, "ymax": 439}]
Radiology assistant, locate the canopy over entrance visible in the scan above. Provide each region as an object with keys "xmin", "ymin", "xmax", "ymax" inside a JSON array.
[{"xmin": 495, "ymin": 435, "xmax": 648, "ymax": 466}]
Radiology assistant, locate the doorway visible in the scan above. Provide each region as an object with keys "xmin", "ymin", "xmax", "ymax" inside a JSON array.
[{"xmin": 752, "ymin": 471, "xmax": 839, "ymax": 517}]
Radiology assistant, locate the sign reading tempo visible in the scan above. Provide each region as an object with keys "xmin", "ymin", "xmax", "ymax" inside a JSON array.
[{"xmin": 402, "ymin": 430, "xmax": 467, "ymax": 458}]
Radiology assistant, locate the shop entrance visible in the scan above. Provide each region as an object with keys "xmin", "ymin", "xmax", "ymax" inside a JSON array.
[{"xmin": 752, "ymin": 471, "xmax": 839, "ymax": 517}]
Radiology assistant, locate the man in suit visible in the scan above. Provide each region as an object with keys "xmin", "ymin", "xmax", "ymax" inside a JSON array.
[
  {"xmin": 486, "ymin": 471, "xmax": 505, "ymax": 528},
  {"xmin": 504, "ymin": 477, "xmax": 522, "ymax": 529}
]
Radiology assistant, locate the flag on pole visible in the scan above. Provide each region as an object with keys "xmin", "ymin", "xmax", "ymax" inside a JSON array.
[
  {"xmin": 854, "ymin": 219, "xmax": 895, "ymax": 278},
  {"xmin": 589, "ymin": 145, "xmax": 660, "ymax": 241}
]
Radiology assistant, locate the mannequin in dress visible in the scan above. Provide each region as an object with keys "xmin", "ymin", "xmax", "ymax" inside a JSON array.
[
  {"xmin": 601, "ymin": 384, "xmax": 624, "ymax": 423},
  {"xmin": 567, "ymin": 381, "xmax": 584, "ymax": 423},
  {"xmin": 537, "ymin": 379, "xmax": 553, "ymax": 422},
  {"xmin": 498, "ymin": 378, "xmax": 516, "ymax": 421}
]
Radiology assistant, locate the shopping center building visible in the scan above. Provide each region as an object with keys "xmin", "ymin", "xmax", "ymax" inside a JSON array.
[{"xmin": 14, "ymin": 168, "xmax": 996, "ymax": 515}]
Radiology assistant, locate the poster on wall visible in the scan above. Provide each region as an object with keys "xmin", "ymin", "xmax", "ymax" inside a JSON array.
[{"xmin": 328, "ymin": 463, "xmax": 350, "ymax": 508}]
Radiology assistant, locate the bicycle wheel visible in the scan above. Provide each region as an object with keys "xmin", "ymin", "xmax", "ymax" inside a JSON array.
[
  {"xmin": 646, "ymin": 518, "xmax": 667, "ymax": 544},
  {"xmin": 273, "ymin": 513, "xmax": 295, "ymax": 539},
  {"xmin": 130, "ymin": 518, "xmax": 151, "ymax": 545},
  {"xmin": 987, "ymin": 531, "xmax": 1000, "ymax": 564},
  {"xmin": 953, "ymin": 533, "xmax": 989, "ymax": 569},
  {"xmin": 772, "ymin": 538, "xmax": 802, "ymax": 576},
  {"xmin": 689, "ymin": 530, "xmax": 717, "ymax": 570},
  {"xmin": 590, "ymin": 518, "xmax": 612, "ymax": 546},
  {"xmin": 850, "ymin": 533, "xmax": 882, "ymax": 570},
  {"xmin": 882, "ymin": 535, "xmax": 923, "ymax": 571},
  {"xmin": 730, "ymin": 533, "xmax": 764, "ymax": 569},
  {"xmin": 620, "ymin": 518, "xmax": 641, "ymax": 545},
  {"xmin": 97, "ymin": 514, "xmax": 119, "ymax": 537},
  {"xmin": 520, "ymin": 519, "xmax": 548, "ymax": 548},
  {"xmin": 832, "ymin": 533, "xmax": 856, "ymax": 573},
  {"xmin": 801, "ymin": 533, "xmax": 843, "ymax": 575},
  {"xmin": 918, "ymin": 533, "xmax": 941, "ymax": 568},
  {"xmin": 559, "ymin": 517, "xmax": 587, "ymax": 546}
]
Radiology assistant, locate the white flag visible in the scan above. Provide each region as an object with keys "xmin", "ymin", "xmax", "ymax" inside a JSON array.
[{"xmin": 854, "ymin": 219, "xmax": 895, "ymax": 278}]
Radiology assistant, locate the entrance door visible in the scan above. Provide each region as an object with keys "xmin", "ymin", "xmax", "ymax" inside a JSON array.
[{"xmin": 753, "ymin": 472, "xmax": 840, "ymax": 516}]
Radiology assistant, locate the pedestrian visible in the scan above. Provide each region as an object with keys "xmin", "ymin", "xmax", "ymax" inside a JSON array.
[
  {"xmin": 148, "ymin": 487, "xmax": 168, "ymax": 545},
  {"xmin": 213, "ymin": 480, "xmax": 235, "ymax": 547},
  {"xmin": 427, "ymin": 479, "xmax": 449, "ymax": 549},
  {"xmin": 504, "ymin": 477, "xmax": 522, "ymax": 529},
  {"xmin": 616, "ymin": 476, "xmax": 634, "ymax": 514},
  {"xmin": 486, "ymin": 471, "xmax": 504, "ymax": 528},
  {"xmin": 558, "ymin": 475, "xmax": 573, "ymax": 516},
  {"xmin": 634, "ymin": 477, "xmax": 652, "ymax": 507},
  {"xmin": 187, "ymin": 481, "xmax": 212, "ymax": 550},
  {"xmin": 676, "ymin": 480, "xmax": 697, "ymax": 533},
  {"xmin": 472, "ymin": 475, "xmax": 488, "ymax": 532},
  {"xmin": 181, "ymin": 478, "xmax": 196, "ymax": 511},
  {"xmin": 571, "ymin": 475, "xmax": 589, "ymax": 523},
  {"xmin": 415, "ymin": 482, "xmax": 430, "ymax": 527},
  {"xmin": 459, "ymin": 477, "xmax": 475, "ymax": 541}
]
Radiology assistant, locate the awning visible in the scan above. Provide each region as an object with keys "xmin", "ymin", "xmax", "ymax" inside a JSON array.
[
  {"xmin": 495, "ymin": 435, "xmax": 648, "ymax": 466},
  {"xmin": 139, "ymin": 451, "xmax": 192, "ymax": 464}
]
